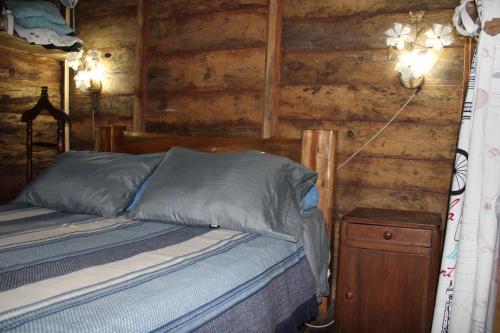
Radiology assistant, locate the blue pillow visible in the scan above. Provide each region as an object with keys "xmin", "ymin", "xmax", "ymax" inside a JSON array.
[
  {"xmin": 125, "ymin": 177, "xmax": 151, "ymax": 212},
  {"xmin": 299, "ymin": 185, "xmax": 319, "ymax": 215},
  {"xmin": 14, "ymin": 151, "xmax": 163, "ymax": 217},
  {"xmin": 5, "ymin": 1, "xmax": 68, "ymax": 25},
  {"xmin": 130, "ymin": 148, "xmax": 318, "ymax": 242},
  {"xmin": 16, "ymin": 17, "xmax": 74, "ymax": 35}
]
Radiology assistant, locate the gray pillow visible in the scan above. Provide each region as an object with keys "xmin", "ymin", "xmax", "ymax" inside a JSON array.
[
  {"xmin": 130, "ymin": 147, "xmax": 317, "ymax": 241},
  {"xmin": 14, "ymin": 151, "xmax": 164, "ymax": 217}
]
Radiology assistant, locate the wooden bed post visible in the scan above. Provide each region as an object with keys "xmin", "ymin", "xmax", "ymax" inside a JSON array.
[
  {"xmin": 301, "ymin": 129, "xmax": 337, "ymax": 314},
  {"xmin": 95, "ymin": 125, "xmax": 126, "ymax": 152}
]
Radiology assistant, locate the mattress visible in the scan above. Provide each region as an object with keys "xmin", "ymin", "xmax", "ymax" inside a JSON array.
[{"xmin": 0, "ymin": 204, "xmax": 318, "ymax": 332}]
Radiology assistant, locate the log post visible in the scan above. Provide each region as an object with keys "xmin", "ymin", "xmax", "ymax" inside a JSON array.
[
  {"xmin": 301, "ymin": 129, "xmax": 337, "ymax": 314},
  {"xmin": 95, "ymin": 125, "xmax": 126, "ymax": 152}
]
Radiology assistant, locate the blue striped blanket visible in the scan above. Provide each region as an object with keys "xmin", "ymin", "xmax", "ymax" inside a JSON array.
[{"xmin": 0, "ymin": 204, "xmax": 318, "ymax": 332}]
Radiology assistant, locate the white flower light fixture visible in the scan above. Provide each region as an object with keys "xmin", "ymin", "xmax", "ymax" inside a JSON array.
[
  {"xmin": 395, "ymin": 49, "xmax": 434, "ymax": 83},
  {"xmin": 385, "ymin": 11, "xmax": 454, "ymax": 89},
  {"xmin": 73, "ymin": 50, "xmax": 104, "ymax": 93},
  {"xmin": 385, "ymin": 23, "xmax": 413, "ymax": 50},
  {"xmin": 72, "ymin": 49, "xmax": 105, "ymax": 144},
  {"xmin": 67, "ymin": 50, "xmax": 83, "ymax": 71},
  {"xmin": 424, "ymin": 24, "xmax": 454, "ymax": 51}
]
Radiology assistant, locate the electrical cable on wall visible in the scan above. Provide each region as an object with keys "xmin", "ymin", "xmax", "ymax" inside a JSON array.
[
  {"xmin": 336, "ymin": 53, "xmax": 445, "ymax": 171},
  {"xmin": 336, "ymin": 87, "xmax": 421, "ymax": 170},
  {"xmin": 305, "ymin": 316, "xmax": 336, "ymax": 329}
]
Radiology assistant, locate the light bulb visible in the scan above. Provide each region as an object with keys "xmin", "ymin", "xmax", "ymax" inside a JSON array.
[{"xmin": 395, "ymin": 49, "xmax": 436, "ymax": 88}]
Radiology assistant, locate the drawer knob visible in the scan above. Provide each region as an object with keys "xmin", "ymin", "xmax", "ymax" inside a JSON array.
[
  {"xmin": 383, "ymin": 231, "xmax": 393, "ymax": 240},
  {"xmin": 345, "ymin": 291, "xmax": 353, "ymax": 299}
]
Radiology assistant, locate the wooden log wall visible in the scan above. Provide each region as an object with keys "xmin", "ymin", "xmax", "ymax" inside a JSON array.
[
  {"xmin": 69, "ymin": 0, "xmax": 137, "ymax": 150},
  {"xmin": 280, "ymin": 0, "xmax": 464, "ymax": 219},
  {"xmin": 143, "ymin": 0, "xmax": 269, "ymax": 137},
  {"xmin": 73, "ymin": 0, "xmax": 466, "ymax": 219},
  {"xmin": 74, "ymin": 0, "xmax": 462, "ymax": 219},
  {"xmin": 0, "ymin": 47, "xmax": 61, "ymax": 203}
]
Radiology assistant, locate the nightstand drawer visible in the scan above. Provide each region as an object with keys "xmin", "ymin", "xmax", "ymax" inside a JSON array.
[{"xmin": 346, "ymin": 223, "xmax": 432, "ymax": 247}]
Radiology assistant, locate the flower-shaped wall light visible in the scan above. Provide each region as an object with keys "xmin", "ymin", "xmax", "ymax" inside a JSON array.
[
  {"xmin": 71, "ymin": 49, "xmax": 105, "ymax": 144},
  {"xmin": 73, "ymin": 50, "xmax": 104, "ymax": 93},
  {"xmin": 425, "ymin": 24, "xmax": 454, "ymax": 50},
  {"xmin": 385, "ymin": 11, "xmax": 454, "ymax": 89},
  {"xmin": 386, "ymin": 23, "xmax": 413, "ymax": 50}
]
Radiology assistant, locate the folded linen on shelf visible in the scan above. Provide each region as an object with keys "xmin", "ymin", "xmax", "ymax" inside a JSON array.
[{"xmin": 15, "ymin": 24, "xmax": 82, "ymax": 47}]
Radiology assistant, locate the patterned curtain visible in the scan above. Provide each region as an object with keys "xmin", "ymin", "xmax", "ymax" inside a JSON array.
[
  {"xmin": 59, "ymin": 0, "xmax": 79, "ymax": 8},
  {"xmin": 432, "ymin": 0, "xmax": 500, "ymax": 332}
]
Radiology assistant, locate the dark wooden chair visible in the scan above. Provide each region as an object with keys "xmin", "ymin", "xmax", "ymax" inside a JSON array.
[{"xmin": 21, "ymin": 86, "xmax": 69, "ymax": 184}]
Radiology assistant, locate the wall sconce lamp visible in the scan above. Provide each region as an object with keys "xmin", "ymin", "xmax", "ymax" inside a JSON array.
[
  {"xmin": 385, "ymin": 11, "xmax": 454, "ymax": 89},
  {"xmin": 72, "ymin": 49, "xmax": 104, "ymax": 93},
  {"xmin": 71, "ymin": 50, "xmax": 104, "ymax": 144}
]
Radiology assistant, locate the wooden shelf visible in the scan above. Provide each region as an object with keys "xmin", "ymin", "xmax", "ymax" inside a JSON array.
[{"xmin": 0, "ymin": 32, "xmax": 67, "ymax": 60}]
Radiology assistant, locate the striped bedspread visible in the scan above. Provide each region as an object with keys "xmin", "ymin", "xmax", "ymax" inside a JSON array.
[{"xmin": 0, "ymin": 204, "xmax": 318, "ymax": 332}]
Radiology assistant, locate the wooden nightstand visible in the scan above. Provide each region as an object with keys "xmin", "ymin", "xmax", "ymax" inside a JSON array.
[{"xmin": 335, "ymin": 208, "xmax": 442, "ymax": 333}]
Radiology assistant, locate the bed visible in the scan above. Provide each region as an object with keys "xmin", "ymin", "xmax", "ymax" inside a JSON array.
[{"xmin": 0, "ymin": 126, "xmax": 336, "ymax": 333}]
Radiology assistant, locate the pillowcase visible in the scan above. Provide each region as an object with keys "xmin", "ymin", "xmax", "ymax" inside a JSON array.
[
  {"xmin": 125, "ymin": 177, "xmax": 151, "ymax": 212},
  {"xmin": 299, "ymin": 185, "xmax": 319, "ymax": 215},
  {"xmin": 5, "ymin": 0, "xmax": 68, "ymax": 25},
  {"xmin": 130, "ymin": 147, "xmax": 317, "ymax": 241},
  {"xmin": 16, "ymin": 16, "xmax": 74, "ymax": 35},
  {"xmin": 14, "ymin": 151, "xmax": 164, "ymax": 217}
]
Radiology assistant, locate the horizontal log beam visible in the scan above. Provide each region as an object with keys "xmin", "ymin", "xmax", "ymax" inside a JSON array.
[
  {"xmin": 149, "ymin": 0, "xmax": 268, "ymax": 19},
  {"xmin": 279, "ymin": 84, "xmax": 462, "ymax": 124},
  {"xmin": 336, "ymin": 156, "xmax": 453, "ymax": 193},
  {"xmin": 335, "ymin": 185, "xmax": 449, "ymax": 216},
  {"xmin": 283, "ymin": 0, "xmax": 457, "ymax": 19},
  {"xmin": 281, "ymin": 47, "xmax": 464, "ymax": 87},
  {"xmin": 148, "ymin": 9, "xmax": 267, "ymax": 55},
  {"xmin": 283, "ymin": 9, "xmax": 461, "ymax": 51},
  {"xmin": 278, "ymin": 119, "xmax": 460, "ymax": 160},
  {"xmin": 147, "ymin": 48, "xmax": 266, "ymax": 92}
]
